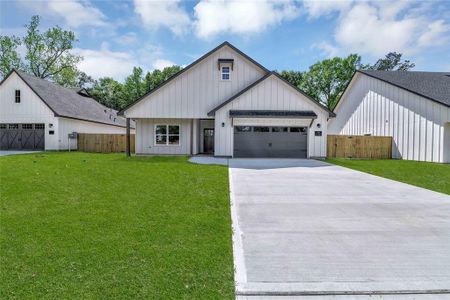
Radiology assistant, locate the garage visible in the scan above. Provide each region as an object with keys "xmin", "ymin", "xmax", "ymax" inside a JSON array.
[
  {"xmin": 234, "ymin": 126, "xmax": 308, "ymax": 158},
  {"xmin": 0, "ymin": 123, "xmax": 45, "ymax": 150}
]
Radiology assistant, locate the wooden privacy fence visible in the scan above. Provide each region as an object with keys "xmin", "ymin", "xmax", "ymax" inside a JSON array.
[
  {"xmin": 77, "ymin": 134, "xmax": 135, "ymax": 153},
  {"xmin": 327, "ymin": 135, "xmax": 392, "ymax": 159}
]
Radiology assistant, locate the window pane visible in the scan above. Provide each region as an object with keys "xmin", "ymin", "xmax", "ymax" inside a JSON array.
[
  {"xmin": 168, "ymin": 135, "xmax": 180, "ymax": 145},
  {"xmin": 272, "ymin": 127, "xmax": 288, "ymax": 132},
  {"xmin": 155, "ymin": 135, "xmax": 167, "ymax": 144},
  {"xmin": 222, "ymin": 74, "xmax": 230, "ymax": 80},
  {"xmin": 155, "ymin": 125, "xmax": 167, "ymax": 134},
  {"xmin": 290, "ymin": 127, "xmax": 307, "ymax": 133},
  {"xmin": 8, "ymin": 124, "xmax": 19, "ymax": 129},
  {"xmin": 22, "ymin": 124, "xmax": 33, "ymax": 129},
  {"xmin": 222, "ymin": 67, "xmax": 230, "ymax": 73},
  {"xmin": 235, "ymin": 126, "xmax": 252, "ymax": 132},
  {"xmin": 34, "ymin": 124, "xmax": 44, "ymax": 129},
  {"xmin": 253, "ymin": 126, "xmax": 270, "ymax": 132},
  {"xmin": 0, "ymin": 124, "xmax": 6, "ymax": 129},
  {"xmin": 168, "ymin": 125, "xmax": 179, "ymax": 134}
]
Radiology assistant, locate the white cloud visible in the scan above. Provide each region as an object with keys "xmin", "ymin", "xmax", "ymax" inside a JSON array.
[
  {"xmin": 312, "ymin": 1, "xmax": 450, "ymax": 58},
  {"xmin": 133, "ymin": 0, "xmax": 191, "ymax": 35},
  {"xmin": 312, "ymin": 41, "xmax": 340, "ymax": 57},
  {"xmin": 152, "ymin": 59, "xmax": 177, "ymax": 70},
  {"xmin": 114, "ymin": 32, "xmax": 139, "ymax": 45},
  {"xmin": 74, "ymin": 47, "xmax": 138, "ymax": 80},
  {"xmin": 417, "ymin": 20, "xmax": 450, "ymax": 47},
  {"xmin": 194, "ymin": 0, "xmax": 300, "ymax": 39},
  {"xmin": 303, "ymin": 0, "xmax": 352, "ymax": 19},
  {"xmin": 334, "ymin": 3, "xmax": 418, "ymax": 56},
  {"xmin": 17, "ymin": 0, "xmax": 108, "ymax": 28}
]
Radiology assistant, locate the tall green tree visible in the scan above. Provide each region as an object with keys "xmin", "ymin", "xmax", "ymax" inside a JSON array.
[
  {"xmin": 300, "ymin": 54, "xmax": 368, "ymax": 110},
  {"xmin": 122, "ymin": 67, "xmax": 145, "ymax": 106},
  {"xmin": 370, "ymin": 52, "xmax": 415, "ymax": 71},
  {"xmin": 23, "ymin": 15, "xmax": 82, "ymax": 86},
  {"xmin": 144, "ymin": 65, "xmax": 182, "ymax": 92},
  {"xmin": 0, "ymin": 35, "xmax": 23, "ymax": 77},
  {"xmin": 279, "ymin": 70, "xmax": 303, "ymax": 88},
  {"xmin": 89, "ymin": 77, "xmax": 125, "ymax": 110}
]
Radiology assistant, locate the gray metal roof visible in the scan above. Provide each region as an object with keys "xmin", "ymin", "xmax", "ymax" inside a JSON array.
[
  {"xmin": 13, "ymin": 70, "xmax": 130, "ymax": 127},
  {"xmin": 359, "ymin": 70, "xmax": 450, "ymax": 108},
  {"xmin": 229, "ymin": 110, "xmax": 317, "ymax": 118}
]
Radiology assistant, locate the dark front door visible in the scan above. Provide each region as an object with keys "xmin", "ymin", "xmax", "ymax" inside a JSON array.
[
  {"xmin": 203, "ymin": 128, "xmax": 214, "ymax": 154},
  {"xmin": 233, "ymin": 126, "xmax": 308, "ymax": 158}
]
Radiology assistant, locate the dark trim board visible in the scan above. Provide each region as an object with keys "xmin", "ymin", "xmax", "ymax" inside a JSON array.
[
  {"xmin": 229, "ymin": 110, "xmax": 318, "ymax": 118},
  {"xmin": 208, "ymin": 72, "xmax": 336, "ymax": 118},
  {"xmin": 333, "ymin": 70, "xmax": 450, "ymax": 112},
  {"xmin": 118, "ymin": 41, "xmax": 270, "ymax": 116}
]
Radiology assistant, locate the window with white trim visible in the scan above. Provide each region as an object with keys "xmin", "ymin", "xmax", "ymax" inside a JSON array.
[
  {"xmin": 221, "ymin": 66, "xmax": 230, "ymax": 80},
  {"xmin": 155, "ymin": 125, "xmax": 180, "ymax": 145}
]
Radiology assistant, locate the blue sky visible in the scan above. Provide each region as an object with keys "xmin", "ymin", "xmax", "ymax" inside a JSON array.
[{"xmin": 1, "ymin": 0, "xmax": 449, "ymax": 81}]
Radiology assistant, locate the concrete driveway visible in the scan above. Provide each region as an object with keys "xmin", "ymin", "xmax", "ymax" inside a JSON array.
[{"xmin": 228, "ymin": 159, "xmax": 450, "ymax": 297}]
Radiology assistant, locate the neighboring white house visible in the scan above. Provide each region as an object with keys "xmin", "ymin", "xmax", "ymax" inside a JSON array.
[
  {"xmin": 329, "ymin": 70, "xmax": 450, "ymax": 163},
  {"xmin": 0, "ymin": 70, "xmax": 132, "ymax": 151},
  {"xmin": 119, "ymin": 42, "xmax": 335, "ymax": 158}
]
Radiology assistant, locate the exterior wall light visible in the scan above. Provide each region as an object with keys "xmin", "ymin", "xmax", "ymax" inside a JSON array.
[
  {"xmin": 221, "ymin": 122, "xmax": 225, "ymax": 127},
  {"xmin": 317, "ymin": 123, "xmax": 321, "ymax": 128}
]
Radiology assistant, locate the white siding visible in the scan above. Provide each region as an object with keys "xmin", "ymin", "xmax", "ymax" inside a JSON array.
[
  {"xmin": 135, "ymin": 118, "xmax": 191, "ymax": 155},
  {"xmin": 214, "ymin": 75, "xmax": 329, "ymax": 158},
  {"xmin": 329, "ymin": 73, "xmax": 450, "ymax": 163},
  {"xmin": 58, "ymin": 117, "xmax": 128, "ymax": 150},
  {"xmin": 124, "ymin": 45, "xmax": 266, "ymax": 118},
  {"xmin": 0, "ymin": 72, "xmax": 59, "ymax": 150}
]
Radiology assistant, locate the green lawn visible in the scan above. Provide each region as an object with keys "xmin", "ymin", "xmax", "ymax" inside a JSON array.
[
  {"xmin": 326, "ymin": 158, "xmax": 450, "ymax": 195},
  {"xmin": 0, "ymin": 153, "xmax": 234, "ymax": 299}
]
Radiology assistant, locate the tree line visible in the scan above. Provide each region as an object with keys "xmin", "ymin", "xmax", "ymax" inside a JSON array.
[{"xmin": 1, "ymin": 15, "xmax": 415, "ymax": 111}]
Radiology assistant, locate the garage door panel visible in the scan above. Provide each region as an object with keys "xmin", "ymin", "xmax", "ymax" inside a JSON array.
[{"xmin": 234, "ymin": 126, "xmax": 307, "ymax": 158}]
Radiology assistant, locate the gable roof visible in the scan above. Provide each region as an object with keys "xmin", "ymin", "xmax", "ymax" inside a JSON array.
[
  {"xmin": 118, "ymin": 41, "xmax": 270, "ymax": 116},
  {"xmin": 2, "ymin": 70, "xmax": 130, "ymax": 128},
  {"xmin": 358, "ymin": 70, "xmax": 450, "ymax": 108},
  {"xmin": 207, "ymin": 71, "xmax": 336, "ymax": 117}
]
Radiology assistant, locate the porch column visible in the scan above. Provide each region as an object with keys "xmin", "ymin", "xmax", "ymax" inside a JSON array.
[{"xmin": 126, "ymin": 118, "xmax": 131, "ymax": 157}]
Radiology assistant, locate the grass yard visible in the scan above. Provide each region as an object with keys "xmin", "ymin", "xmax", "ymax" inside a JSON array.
[
  {"xmin": 326, "ymin": 158, "xmax": 450, "ymax": 195},
  {"xmin": 0, "ymin": 153, "xmax": 234, "ymax": 299}
]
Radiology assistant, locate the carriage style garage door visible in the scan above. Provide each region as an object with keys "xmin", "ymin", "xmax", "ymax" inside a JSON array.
[
  {"xmin": 0, "ymin": 123, "xmax": 45, "ymax": 150},
  {"xmin": 234, "ymin": 126, "xmax": 308, "ymax": 158}
]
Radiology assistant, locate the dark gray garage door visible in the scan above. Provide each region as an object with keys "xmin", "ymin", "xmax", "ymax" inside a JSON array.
[
  {"xmin": 0, "ymin": 123, "xmax": 45, "ymax": 150},
  {"xmin": 234, "ymin": 126, "xmax": 307, "ymax": 158}
]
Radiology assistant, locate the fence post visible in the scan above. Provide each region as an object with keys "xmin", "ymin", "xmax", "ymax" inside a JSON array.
[{"xmin": 126, "ymin": 118, "xmax": 131, "ymax": 157}]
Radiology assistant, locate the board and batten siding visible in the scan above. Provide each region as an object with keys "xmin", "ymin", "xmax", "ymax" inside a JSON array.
[
  {"xmin": 0, "ymin": 72, "xmax": 60, "ymax": 150},
  {"xmin": 135, "ymin": 118, "xmax": 191, "ymax": 155},
  {"xmin": 124, "ymin": 45, "xmax": 266, "ymax": 119},
  {"xmin": 58, "ymin": 117, "xmax": 128, "ymax": 150},
  {"xmin": 329, "ymin": 73, "xmax": 450, "ymax": 163},
  {"xmin": 214, "ymin": 75, "xmax": 329, "ymax": 157}
]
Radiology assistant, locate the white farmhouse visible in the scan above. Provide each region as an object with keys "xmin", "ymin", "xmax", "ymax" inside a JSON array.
[
  {"xmin": 329, "ymin": 71, "xmax": 450, "ymax": 163},
  {"xmin": 119, "ymin": 42, "xmax": 335, "ymax": 158},
  {"xmin": 0, "ymin": 70, "xmax": 131, "ymax": 151}
]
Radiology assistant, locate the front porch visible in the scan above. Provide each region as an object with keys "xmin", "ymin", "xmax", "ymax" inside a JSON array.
[{"xmin": 128, "ymin": 118, "xmax": 216, "ymax": 156}]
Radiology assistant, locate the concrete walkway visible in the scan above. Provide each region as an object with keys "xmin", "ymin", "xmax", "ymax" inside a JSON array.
[
  {"xmin": 228, "ymin": 159, "xmax": 450, "ymax": 297},
  {"xmin": 0, "ymin": 150, "xmax": 41, "ymax": 156}
]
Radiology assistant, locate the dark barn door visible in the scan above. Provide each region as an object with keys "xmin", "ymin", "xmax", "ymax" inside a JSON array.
[
  {"xmin": 203, "ymin": 128, "xmax": 214, "ymax": 154},
  {"xmin": 0, "ymin": 123, "xmax": 45, "ymax": 150}
]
